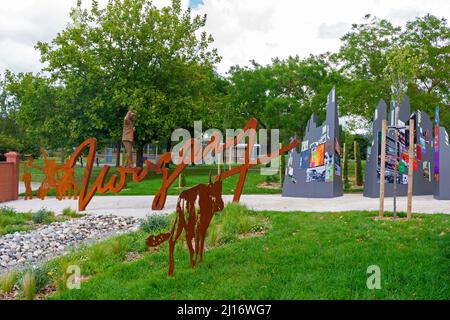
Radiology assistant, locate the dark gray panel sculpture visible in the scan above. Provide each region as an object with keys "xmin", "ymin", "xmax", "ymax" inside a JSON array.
[
  {"xmin": 434, "ymin": 126, "xmax": 450, "ymax": 200},
  {"xmin": 282, "ymin": 87, "xmax": 343, "ymax": 198},
  {"xmin": 364, "ymin": 96, "xmax": 435, "ymax": 198}
]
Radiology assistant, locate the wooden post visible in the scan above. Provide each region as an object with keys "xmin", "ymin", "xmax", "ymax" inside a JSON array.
[
  {"xmin": 353, "ymin": 140, "xmax": 357, "ymax": 185},
  {"xmin": 343, "ymin": 143, "xmax": 347, "ymax": 185},
  {"xmin": 407, "ymin": 119, "xmax": 414, "ymax": 219},
  {"xmin": 379, "ymin": 120, "xmax": 387, "ymax": 217},
  {"xmin": 217, "ymin": 149, "xmax": 221, "ymax": 176},
  {"xmin": 229, "ymin": 146, "xmax": 232, "ymax": 170},
  {"xmin": 279, "ymin": 142, "xmax": 282, "ymax": 184}
]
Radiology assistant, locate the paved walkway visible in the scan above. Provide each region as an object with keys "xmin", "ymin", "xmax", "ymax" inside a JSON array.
[
  {"xmin": 18, "ymin": 182, "xmax": 41, "ymax": 195},
  {"xmin": 2, "ymin": 194, "xmax": 449, "ymax": 217}
]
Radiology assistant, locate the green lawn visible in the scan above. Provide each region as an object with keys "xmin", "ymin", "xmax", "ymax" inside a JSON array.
[
  {"xmin": 21, "ymin": 157, "xmax": 366, "ymax": 196},
  {"xmin": 49, "ymin": 210, "xmax": 449, "ymax": 300}
]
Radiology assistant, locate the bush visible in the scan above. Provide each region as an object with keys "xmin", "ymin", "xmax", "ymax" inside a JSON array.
[
  {"xmin": 0, "ymin": 207, "xmax": 33, "ymax": 235},
  {"xmin": 32, "ymin": 209, "xmax": 53, "ymax": 224},
  {"xmin": 207, "ymin": 203, "xmax": 267, "ymax": 246},
  {"xmin": 140, "ymin": 214, "xmax": 170, "ymax": 233},
  {"xmin": 280, "ymin": 154, "xmax": 286, "ymax": 186},
  {"xmin": 0, "ymin": 134, "xmax": 22, "ymax": 157},
  {"xmin": 179, "ymin": 173, "xmax": 187, "ymax": 187},
  {"xmin": 0, "ymin": 271, "xmax": 17, "ymax": 294},
  {"xmin": 265, "ymin": 174, "xmax": 279, "ymax": 184},
  {"xmin": 355, "ymin": 142, "xmax": 363, "ymax": 186},
  {"xmin": 33, "ymin": 265, "xmax": 54, "ymax": 292},
  {"xmin": 62, "ymin": 207, "xmax": 85, "ymax": 218}
]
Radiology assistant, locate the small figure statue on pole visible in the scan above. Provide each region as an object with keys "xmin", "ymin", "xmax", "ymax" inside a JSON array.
[
  {"xmin": 122, "ymin": 109, "xmax": 136, "ymax": 167},
  {"xmin": 22, "ymin": 159, "xmax": 33, "ymax": 200}
]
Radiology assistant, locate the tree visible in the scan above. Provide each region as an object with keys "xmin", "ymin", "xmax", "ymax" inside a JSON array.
[
  {"xmin": 336, "ymin": 14, "xmax": 449, "ymax": 132},
  {"xmin": 226, "ymin": 55, "xmax": 342, "ymax": 144},
  {"xmin": 34, "ymin": 0, "xmax": 221, "ymax": 166},
  {"xmin": 335, "ymin": 15, "xmax": 400, "ymax": 120},
  {"xmin": 401, "ymin": 14, "xmax": 450, "ymax": 128},
  {"xmin": 384, "ymin": 46, "xmax": 422, "ymax": 108}
]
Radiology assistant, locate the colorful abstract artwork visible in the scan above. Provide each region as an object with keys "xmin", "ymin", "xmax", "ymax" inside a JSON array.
[
  {"xmin": 306, "ymin": 165, "xmax": 326, "ymax": 183},
  {"xmin": 309, "ymin": 144, "xmax": 325, "ymax": 168},
  {"xmin": 434, "ymin": 106, "xmax": 440, "ymax": 181},
  {"xmin": 299, "ymin": 150, "xmax": 310, "ymax": 169}
]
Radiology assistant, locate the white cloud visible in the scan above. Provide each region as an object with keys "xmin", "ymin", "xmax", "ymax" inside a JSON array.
[
  {"xmin": 0, "ymin": 0, "xmax": 448, "ymax": 75},
  {"xmin": 193, "ymin": 0, "xmax": 450, "ymax": 73}
]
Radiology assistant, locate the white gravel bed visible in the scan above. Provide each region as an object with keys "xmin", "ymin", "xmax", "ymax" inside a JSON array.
[{"xmin": 0, "ymin": 215, "xmax": 140, "ymax": 275}]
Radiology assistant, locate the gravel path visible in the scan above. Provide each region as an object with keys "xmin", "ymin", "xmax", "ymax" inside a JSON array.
[{"xmin": 0, "ymin": 215, "xmax": 139, "ymax": 275}]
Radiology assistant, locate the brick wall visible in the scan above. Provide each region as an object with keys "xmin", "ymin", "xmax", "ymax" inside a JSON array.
[{"xmin": 0, "ymin": 152, "xmax": 20, "ymax": 203}]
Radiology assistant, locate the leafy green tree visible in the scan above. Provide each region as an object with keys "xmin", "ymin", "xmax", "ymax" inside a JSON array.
[
  {"xmin": 336, "ymin": 14, "xmax": 449, "ymax": 131},
  {"xmin": 6, "ymin": 73, "xmax": 74, "ymax": 156},
  {"xmin": 34, "ymin": 0, "xmax": 221, "ymax": 166},
  {"xmin": 384, "ymin": 45, "xmax": 422, "ymax": 107},
  {"xmin": 401, "ymin": 14, "xmax": 450, "ymax": 128},
  {"xmin": 226, "ymin": 54, "xmax": 341, "ymax": 144}
]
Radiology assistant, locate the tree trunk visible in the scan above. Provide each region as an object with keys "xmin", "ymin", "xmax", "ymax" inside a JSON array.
[
  {"xmin": 60, "ymin": 147, "xmax": 65, "ymax": 164},
  {"xmin": 116, "ymin": 141, "xmax": 121, "ymax": 167},
  {"xmin": 136, "ymin": 145, "xmax": 144, "ymax": 168},
  {"xmin": 165, "ymin": 138, "xmax": 172, "ymax": 168}
]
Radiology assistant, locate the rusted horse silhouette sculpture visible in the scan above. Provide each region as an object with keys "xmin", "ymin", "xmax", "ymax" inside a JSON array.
[{"xmin": 146, "ymin": 175, "xmax": 224, "ymax": 276}]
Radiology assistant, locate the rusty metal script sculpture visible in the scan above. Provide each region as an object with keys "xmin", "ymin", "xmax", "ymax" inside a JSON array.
[
  {"xmin": 25, "ymin": 118, "xmax": 299, "ymax": 213},
  {"xmin": 23, "ymin": 118, "xmax": 299, "ymax": 276}
]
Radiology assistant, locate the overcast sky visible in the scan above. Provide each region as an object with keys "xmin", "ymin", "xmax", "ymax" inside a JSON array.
[{"xmin": 0, "ymin": 0, "xmax": 449, "ymax": 75}]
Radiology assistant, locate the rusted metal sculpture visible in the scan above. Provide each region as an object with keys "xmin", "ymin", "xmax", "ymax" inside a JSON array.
[
  {"xmin": 23, "ymin": 150, "xmax": 78, "ymax": 201},
  {"xmin": 56, "ymin": 160, "xmax": 78, "ymax": 200},
  {"xmin": 32, "ymin": 149, "xmax": 60, "ymax": 199},
  {"xmin": 144, "ymin": 119, "xmax": 299, "ymax": 276},
  {"xmin": 147, "ymin": 174, "xmax": 224, "ymax": 276},
  {"xmin": 23, "ymin": 118, "xmax": 299, "ymax": 276},
  {"xmin": 21, "ymin": 160, "xmax": 33, "ymax": 200},
  {"xmin": 25, "ymin": 118, "xmax": 299, "ymax": 213},
  {"xmin": 122, "ymin": 110, "xmax": 136, "ymax": 167}
]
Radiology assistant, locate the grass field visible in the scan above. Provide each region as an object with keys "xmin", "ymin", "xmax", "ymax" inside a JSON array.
[
  {"xmin": 20, "ymin": 157, "xmax": 366, "ymax": 196},
  {"xmin": 45, "ymin": 209, "xmax": 448, "ymax": 300}
]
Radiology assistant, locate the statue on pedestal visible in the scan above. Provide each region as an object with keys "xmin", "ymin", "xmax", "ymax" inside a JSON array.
[{"xmin": 122, "ymin": 110, "xmax": 136, "ymax": 167}]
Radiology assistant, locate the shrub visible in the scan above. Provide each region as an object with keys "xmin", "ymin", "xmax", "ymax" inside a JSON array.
[
  {"xmin": 20, "ymin": 272, "xmax": 36, "ymax": 300},
  {"xmin": 140, "ymin": 214, "xmax": 169, "ymax": 233},
  {"xmin": 53, "ymin": 260, "xmax": 73, "ymax": 292},
  {"xmin": 179, "ymin": 173, "xmax": 187, "ymax": 187},
  {"xmin": 32, "ymin": 209, "xmax": 53, "ymax": 224},
  {"xmin": 265, "ymin": 174, "xmax": 279, "ymax": 184},
  {"xmin": 209, "ymin": 203, "xmax": 267, "ymax": 245},
  {"xmin": 343, "ymin": 143, "xmax": 350, "ymax": 190},
  {"xmin": 356, "ymin": 142, "xmax": 363, "ymax": 186},
  {"xmin": 0, "ymin": 134, "xmax": 22, "ymax": 156},
  {"xmin": 62, "ymin": 207, "xmax": 85, "ymax": 218},
  {"xmin": 0, "ymin": 271, "xmax": 17, "ymax": 294},
  {"xmin": 280, "ymin": 154, "xmax": 286, "ymax": 186},
  {"xmin": 0, "ymin": 206, "xmax": 17, "ymax": 215},
  {"xmin": 0, "ymin": 207, "xmax": 30, "ymax": 226},
  {"xmin": 207, "ymin": 225, "xmax": 221, "ymax": 247},
  {"xmin": 33, "ymin": 265, "xmax": 54, "ymax": 292}
]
